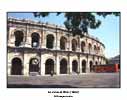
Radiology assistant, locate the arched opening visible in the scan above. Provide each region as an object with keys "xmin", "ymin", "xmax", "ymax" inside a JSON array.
[
  {"xmin": 45, "ymin": 59, "xmax": 54, "ymax": 74},
  {"xmin": 72, "ymin": 39, "xmax": 77, "ymax": 51},
  {"xmin": 11, "ymin": 57, "xmax": 23, "ymax": 75},
  {"xmin": 94, "ymin": 45, "xmax": 97, "ymax": 53},
  {"xmin": 60, "ymin": 58, "xmax": 67, "ymax": 74},
  {"xmin": 89, "ymin": 61, "xmax": 93, "ymax": 72},
  {"xmin": 14, "ymin": 30, "xmax": 24, "ymax": 46},
  {"xmin": 95, "ymin": 61, "xmax": 98, "ymax": 65},
  {"xmin": 97, "ymin": 46, "xmax": 100, "ymax": 53},
  {"xmin": 81, "ymin": 41, "xmax": 85, "ymax": 52},
  {"xmin": 98, "ymin": 46, "xmax": 100, "ymax": 50},
  {"xmin": 94, "ymin": 45, "xmax": 97, "ymax": 51},
  {"xmin": 31, "ymin": 32, "xmax": 40, "ymax": 47},
  {"xmin": 46, "ymin": 34, "xmax": 54, "ymax": 49},
  {"xmin": 60, "ymin": 36, "xmax": 67, "ymax": 50},
  {"xmin": 29, "ymin": 58, "xmax": 40, "ymax": 74},
  {"xmin": 72, "ymin": 60, "xmax": 78, "ymax": 73},
  {"xmin": 82, "ymin": 60, "xmax": 86, "ymax": 73}
]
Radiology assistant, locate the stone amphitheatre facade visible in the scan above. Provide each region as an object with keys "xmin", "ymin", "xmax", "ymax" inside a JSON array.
[{"xmin": 7, "ymin": 18, "xmax": 106, "ymax": 76}]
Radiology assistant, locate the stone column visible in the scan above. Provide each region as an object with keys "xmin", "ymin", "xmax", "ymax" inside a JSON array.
[
  {"xmin": 23, "ymin": 53, "xmax": 29, "ymax": 76},
  {"xmin": 42, "ymin": 30, "xmax": 46, "ymax": 48},
  {"xmin": 8, "ymin": 63, "xmax": 11, "ymax": 75},
  {"xmin": 69, "ymin": 35, "xmax": 72, "ymax": 51},
  {"xmin": 77, "ymin": 36, "xmax": 81, "ymax": 52},
  {"xmin": 40, "ymin": 24, "xmax": 44, "ymax": 48},
  {"xmin": 86, "ymin": 56, "xmax": 90, "ymax": 73},
  {"xmin": 77, "ymin": 55, "xmax": 80, "ymax": 74},
  {"xmin": 55, "ymin": 29, "xmax": 60, "ymax": 50},
  {"xmin": 67, "ymin": 53, "xmax": 70, "ymax": 74},
  {"xmin": 69, "ymin": 56, "xmax": 72, "ymax": 74},
  {"xmin": 41, "ymin": 30, "xmax": 44, "ymax": 48},
  {"xmin": 25, "ymin": 36, "xmax": 31, "ymax": 47},
  {"xmin": 40, "ymin": 54, "xmax": 45, "ymax": 75},
  {"xmin": 55, "ymin": 54, "xmax": 60, "ymax": 75},
  {"xmin": 67, "ymin": 35, "xmax": 70, "ymax": 51},
  {"xmin": 79, "ymin": 58, "xmax": 82, "ymax": 74},
  {"xmin": 24, "ymin": 25, "xmax": 31, "ymax": 48}
]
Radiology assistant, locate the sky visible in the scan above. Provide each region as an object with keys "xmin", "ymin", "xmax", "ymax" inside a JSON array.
[{"xmin": 8, "ymin": 12, "xmax": 120, "ymax": 58}]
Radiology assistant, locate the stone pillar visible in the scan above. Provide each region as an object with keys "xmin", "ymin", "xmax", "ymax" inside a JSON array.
[
  {"xmin": 23, "ymin": 53, "xmax": 29, "ymax": 76},
  {"xmin": 56, "ymin": 37, "xmax": 60, "ymax": 50},
  {"xmin": 69, "ymin": 35, "xmax": 72, "ymax": 51},
  {"xmin": 56, "ymin": 54, "xmax": 60, "ymax": 75},
  {"xmin": 79, "ymin": 58, "xmax": 82, "ymax": 74},
  {"xmin": 41, "ymin": 30, "xmax": 44, "ymax": 48},
  {"xmin": 23, "ymin": 63, "xmax": 29, "ymax": 76},
  {"xmin": 44, "ymin": 29, "xmax": 49, "ymax": 49},
  {"xmin": 40, "ymin": 54, "xmax": 45, "ymax": 75},
  {"xmin": 42, "ymin": 30, "xmax": 46, "ymax": 48},
  {"xmin": 67, "ymin": 54, "xmax": 70, "ymax": 74},
  {"xmin": 77, "ymin": 36, "xmax": 81, "ymax": 52},
  {"xmin": 24, "ymin": 25, "xmax": 31, "ymax": 47},
  {"xmin": 69, "ymin": 56, "xmax": 72, "ymax": 74},
  {"xmin": 25, "ymin": 36, "xmax": 31, "ymax": 47},
  {"xmin": 67, "ymin": 36, "xmax": 70, "ymax": 51},
  {"xmin": 77, "ymin": 55, "xmax": 80, "ymax": 74},
  {"xmin": 56, "ymin": 29, "xmax": 60, "ymax": 50},
  {"xmin": 86, "ymin": 57, "xmax": 90, "ymax": 73},
  {"xmin": 8, "ymin": 63, "xmax": 11, "ymax": 75}
]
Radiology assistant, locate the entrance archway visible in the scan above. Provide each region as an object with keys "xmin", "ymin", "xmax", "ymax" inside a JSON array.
[
  {"xmin": 11, "ymin": 57, "xmax": 23, "ymax": 75},
  {"xmin": 14, "ymin": 30, "xmax": 24, "ymax": 46},
  {"xmin": 31, "ymin": 32, "xmax": 40, "ymax": 47},
  {"xmin": 45, "ymin": 59, "xmax": 54, "ymax": 74},
  {"xmin": 90, "ymin": 61, "xmax": 93, "ymax": 72},
  {"xmin": 29, "ymin": 58, "xmax": 40, "ymax": 74},
  {"xmin": 82, "ymin": 60, "xmax": 86, "ymax": 73},
  {"xmin": 60, "ymin": 58, "xmax": 67, "ymax": 74},
  {"xmin": 72, "ymin": 60, "xmax": 78, "ymax": 73}
]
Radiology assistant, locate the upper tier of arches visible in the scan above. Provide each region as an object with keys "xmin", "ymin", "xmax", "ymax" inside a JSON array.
[{"xmin": 8, "ymin": 18, "xmax": 105, "ymax": 56}]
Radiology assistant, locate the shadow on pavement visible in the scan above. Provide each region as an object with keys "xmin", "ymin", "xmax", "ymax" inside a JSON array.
[{"xmin": 7, "ymin": 84, "xmax": 78, "ymax": 88}]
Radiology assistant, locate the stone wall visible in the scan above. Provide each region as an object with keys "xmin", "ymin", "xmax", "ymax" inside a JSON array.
[{"xmin": 7, "ymin": 18, "xmax": 106, "ymax": 76}]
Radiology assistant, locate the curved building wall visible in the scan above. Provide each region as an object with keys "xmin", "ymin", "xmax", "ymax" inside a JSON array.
[{"xmin": 7, "ymin": 18, "xmax": 106, "ymax": 76}]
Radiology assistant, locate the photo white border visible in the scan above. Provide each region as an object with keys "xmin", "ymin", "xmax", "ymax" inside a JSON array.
[{"xmin": 0, "ymin": 0, "xmax": 127, "ymax": 100}]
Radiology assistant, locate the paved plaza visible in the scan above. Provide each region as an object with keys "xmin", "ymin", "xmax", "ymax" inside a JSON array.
[{"xmin": 7, "ymin": 73, "xmax": 120, "ymax": 88}]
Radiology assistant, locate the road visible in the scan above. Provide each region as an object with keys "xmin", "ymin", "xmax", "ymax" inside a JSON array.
[{"xmin": 7, "ymin": 73, "xmax": 120, "ymax": 88}]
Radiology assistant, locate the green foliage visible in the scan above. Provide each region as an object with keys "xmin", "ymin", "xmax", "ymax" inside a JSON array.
[
  {"xmin": 33, "ymin": 12, "xmax": 120, "ymax": 37},
  {"xmin": 96, "ymin": 12, "xmax": 120, "ymax": 17},
  {"xmin": 33, "ymin": 12, "xmax": 50, "ymax": 17}
]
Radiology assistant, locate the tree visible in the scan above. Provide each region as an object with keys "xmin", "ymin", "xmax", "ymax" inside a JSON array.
[{"xmin": 33, "ymin": 12, "xmax": 120, "ymax": 37}]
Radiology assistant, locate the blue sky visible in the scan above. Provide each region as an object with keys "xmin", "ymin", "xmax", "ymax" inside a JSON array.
[{"xmin": 8, "ymin": 12, "xmax": 120, "ymax": 58}]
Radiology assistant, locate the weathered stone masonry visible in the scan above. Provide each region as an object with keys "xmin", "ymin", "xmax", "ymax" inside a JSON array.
[{"xmin": 7, "ymin": 18, "xmax": 106, "ymax": 76}]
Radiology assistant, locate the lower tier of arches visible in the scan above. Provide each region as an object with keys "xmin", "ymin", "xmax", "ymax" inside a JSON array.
[{"xmin": 8, "ymin": 52, "xmax": 106, "ymax": 76}]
